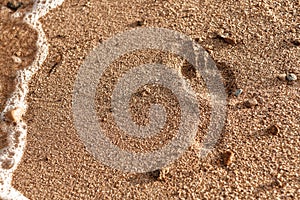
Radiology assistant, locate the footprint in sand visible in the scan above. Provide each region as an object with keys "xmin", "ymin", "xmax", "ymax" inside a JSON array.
[{"xmin": 0, "ymin": 0, "xmax": 64, "ymax": 199}]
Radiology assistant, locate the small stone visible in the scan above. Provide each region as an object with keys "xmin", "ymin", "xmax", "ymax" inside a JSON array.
[
  {"xmin": 147, "ymin": 169, "xmax": 161, "ymax": 180},
  {"xmin": 234, "ymin": 89, "xmax": 243, "ymax": 97},
  {"xmin": 291, "ymin": 39, "xmax": 300, "ymax": 46},
  {"xmin": 222, "ymin": 150, "xmax": 234, "ymax": 166},
  {"xmin": 6, "ymin": 1, "xmax": 23, "ymax": 11},
  {"xmin": 267, "ymin": 124, "xmax": 280, "ymax": 135},
  {"xmin": 274, "ymin": 179, "xmax": 283, "ymax": 187},
  {"xmin": 131, "ymin": 19, "xmax": 145, "ymax": 27},
  {"xmin": 136, "ymin": 20, "xmax": 144, "ymax": 26},
  {"xmin": 216, "ymin": 32, "xmax": 237, "ymax": 45},
  {"xmin": 244, "ymin": 98, "xmax": 258, "ymax": 108},
  {"xmin": 1, "ymin": 158, "xmax": 15, "ymax": 169},
  {"xmin": 5, "ymin": 107, "xmax": 25, "ymax": 123},
  {"xmin": 286, "ymin": 73, "xmax": 297, "ymax": 81},
  {"xmin": 223, "ymin": 37, "xmax": 236, "ymax": 45},
  {"xmin": 194, "ymin": 37, "xmax": 200, "ymax": 43},
  {"xmin": 11, "ymin": 55, "xmax": 22, "ymax": 64}
]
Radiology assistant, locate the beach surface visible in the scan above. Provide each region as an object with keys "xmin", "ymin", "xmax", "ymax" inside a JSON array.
[{"xmin": 0, "ymin": 0, "xmax": 299, "ymax": 199}]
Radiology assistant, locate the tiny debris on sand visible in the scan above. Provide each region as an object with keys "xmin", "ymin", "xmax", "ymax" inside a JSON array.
[
  {"xmin": 277, "ymin": 73, "xmax": 298, "ymax": 82},
  {"xmin": 267, "ymin": 124, "xmax": 280, "ymax": 135},
  {"xmin": 244, "ymin": 98, "xmax": 259, "ymax": 108},
  {"xmin": 215, "ymin": 31, "xmax": 237, "ymax": 45},
  {"xmin": 5, "ymin": 107, "xmax": 25, "ymax": 123},
  {"xmin": 291, "ymin": 39, "xmax": 300, "ymax": 46},
  {"xmin": 234, "ymin": 88, "xmax": 243, "ymax": 97},
  {"xmin": 130, "ymin": 19, "xmax": 145, "ymax": 27},
  {"xmin": 222, "ymin": 150, "xmax": 234, "ymax": 166},
  {"xmin": 147, "ymin": 167, "xmax": 170, "ymax": 181},
  {"xmin": 11, "ymin": 55, "xmax": 22, "ymax": 64},
  {"xmin": 147, "ymin": 169, "xmax": 161, "ymax": 180},
  {"xmin": 6, "ymin": 1, "xmax": 23, "ymax": 11},
  {"xmin": 286, "ymin": 73, "xmax": 297, "ymax": 82}
]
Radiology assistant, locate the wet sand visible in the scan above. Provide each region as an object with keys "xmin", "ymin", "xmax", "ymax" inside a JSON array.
[
  {"xmin": 0, "ymin": 5, "xmax": 37, "ymax": 151},
  {"xmin": 1, "ymin": 0, "xmax": 299, "ymax": 199}
]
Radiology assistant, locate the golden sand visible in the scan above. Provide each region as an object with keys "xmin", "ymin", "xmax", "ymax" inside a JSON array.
[{"xmin": 0, "ymin": 0, "xmax": 299, "ymax": 199}]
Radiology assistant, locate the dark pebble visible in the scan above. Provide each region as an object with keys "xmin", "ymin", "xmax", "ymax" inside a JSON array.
[
  {"xmin": 286, "ymin": 73, "xmax": 297, "ymax": 81},
  {"xmin": 234, "ymin": 88, "xmax": 243, "ymax": 97},
  {"xmin": 267, "ymin": 124, "xmax": 280, "ymax": 135},
  {"xmin": 147, "ymin": 169, "xmax": 161, "ymax": 180},
  {"xmin": 291, "ymin": 39, "xmax": 300, "ymax": 46},
  {"xmin": 7, "ymin": 1, "xmax": 23, "ymax": 11}
]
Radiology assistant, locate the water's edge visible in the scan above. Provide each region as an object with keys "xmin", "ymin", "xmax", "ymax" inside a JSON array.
[{"xmin": 0, "ymin": 1, "xmax": 64, "ymax": 199}]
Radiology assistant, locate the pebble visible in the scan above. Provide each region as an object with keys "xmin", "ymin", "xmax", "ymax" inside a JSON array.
[
  {"xmin": 234, "ymin": 89, "xmax": 243, "ymax": 97},
  {"xmin": 11, "ymin": 55, "xmax": 22, "ymax": 64},
  {"xmin": 291, "ymin": 39, "xmax": 300, "ymax": 46},
  {"xmin": 286, "ymin": 73, "xmax": 297, "ymax": 81},
  {"xmin": 131, "ymin": 19, "xmax": 145, "ymax": 27},
  {"xmin": 6, "ymin": 1, "xmax": 23, "ymax": 11},
  {"xmin": 222, "ymin": 150, "xmax": 234, "ymax": 166},
  {"xmin": 5, "ymin": 107, "xmax": 25, "ymax": 123},
  {"xmin": 216, "ymin": 32, "xmax": 237, "ymax": 45},
  {"xmin": 223, "ymin": 37, "xmax": 237, "ymax": 45},
  {"xmin": 136, "ymin": 20, "xmax": 144, "ymax": 26},
  {"xmin": 148, "ymin": 169, "xmax": 161, "ymax": 180},
  {"xmin": 267, "ymin": 124, "xmax": 280, "ymax": 135},
  {"xmin": 147, "ymin": 167, "xmax": 170, "ymax": 181},
  {"xmin": 244, "ymin": 98, "xmax": 258, "ymax": 108}
]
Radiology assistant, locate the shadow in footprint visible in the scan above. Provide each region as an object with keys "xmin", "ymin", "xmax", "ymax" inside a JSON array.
[
  {"xmin": 127, "ymin": 170, "xmax": 163, "ymax": 185},
  {"xmin": 215, "ymin": 61, "xmax": 238, "ymax": 97}
]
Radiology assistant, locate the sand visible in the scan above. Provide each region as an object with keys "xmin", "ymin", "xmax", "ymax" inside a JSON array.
[{"xmin": 0, "ymin": 0, "xmax": 299, "ymax": 199}]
